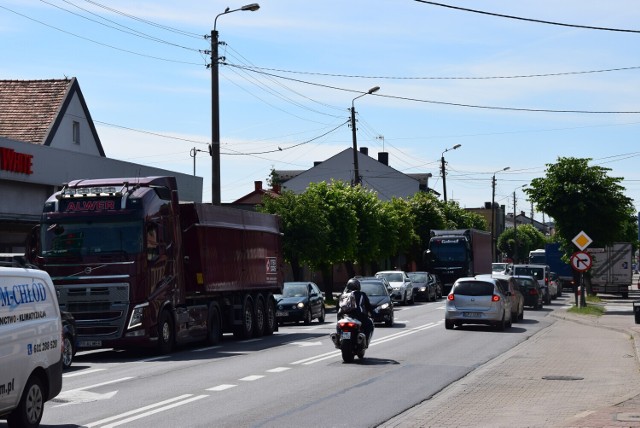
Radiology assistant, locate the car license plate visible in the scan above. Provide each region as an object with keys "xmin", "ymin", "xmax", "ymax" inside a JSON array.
[
  {"xmin": 463, "ymin": 312, "xmax": 481, "ymax": 317},
  {"xmin": 79, "ymin": 340, "xmax": 102, "ymax": 348},
  {"xmin": 341, "ymin": 331, "xmax": 351, "ymax": 340},
  {"xmin": 276, "ymin": 311, "xmax": 288, "ymax": 317}
]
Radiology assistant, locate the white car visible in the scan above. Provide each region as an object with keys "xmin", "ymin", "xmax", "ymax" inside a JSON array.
[
  {"xmin": 445, "ymin": 276, "xmax": 513, "ymax": 331},
  {"xmin": 375, "ymin": 270, "xmax": 414, "ymax": 305},
  {"xmin": 0, "ymin": 267, "xmax": 63, "ymax": 428}
]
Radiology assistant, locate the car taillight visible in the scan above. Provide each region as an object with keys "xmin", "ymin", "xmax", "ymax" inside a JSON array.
[
  {"xmin": 447, "ymin": 294, "xmax": 455, "ymax": 301},
  {"xmin": 338, "ymin": 321, "xmax": 358, "ymax": 330},
  {"xmin": 492, "ymin": 295, "xmax": 500, "ymax": 302},
  {"xmin": 529, "ymin": 288, "xmax": 538, "ymax": 295}
]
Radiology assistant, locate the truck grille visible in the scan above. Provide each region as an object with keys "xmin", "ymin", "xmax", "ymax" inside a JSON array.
[{"xmin": 57, "ymin": 282, "xmax": 129, "ymax": 340}]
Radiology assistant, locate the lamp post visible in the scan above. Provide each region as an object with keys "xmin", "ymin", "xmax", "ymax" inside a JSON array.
[
  {"xmin": 210, "ymin": 3, "xmax": 260, "ymax": 204},
  {"xmin": 491, "ymin": 166, "xmax": 510, "ymax": 262},
  {"xmin": 350, "ymin": 86, "xmax": 380, "ymax": 186},
  {"xmin": 440, "ymin": 144, "xmax": 461, "ymax": 203}
]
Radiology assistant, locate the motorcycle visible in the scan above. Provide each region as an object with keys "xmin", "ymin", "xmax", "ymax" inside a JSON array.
[{"xmin": 330, "ymin": 315, "xmax": 368, "ymax": 363}]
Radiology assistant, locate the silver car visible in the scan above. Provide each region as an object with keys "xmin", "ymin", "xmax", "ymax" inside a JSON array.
[
  {"xmin": 375, "ymin": 270, "xmax": 414, "ymax": 305},
  {"xmin": 444, "ymin": 276, "xmax": 513, "ymax": 331}
]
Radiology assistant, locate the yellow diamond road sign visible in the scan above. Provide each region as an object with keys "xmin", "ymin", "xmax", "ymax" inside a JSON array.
[{"xmin": 572, "ymin": 231, "xmax": 593, "ymax": 251}]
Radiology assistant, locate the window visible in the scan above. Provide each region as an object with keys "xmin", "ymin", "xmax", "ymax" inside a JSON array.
[{"xmin": 72, "ymin": 121, "xmax": 80, "ymax": 144}]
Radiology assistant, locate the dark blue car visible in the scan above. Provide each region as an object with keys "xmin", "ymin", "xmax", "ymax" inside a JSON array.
[{"xmin": 276, "ymin": 282, "xmax": 326, "ymax": 325}]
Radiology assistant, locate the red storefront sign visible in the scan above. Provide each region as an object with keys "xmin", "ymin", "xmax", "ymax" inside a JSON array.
[{"xmin": 0, "ymin": 147, "xmax": 33, "ymax": 175}]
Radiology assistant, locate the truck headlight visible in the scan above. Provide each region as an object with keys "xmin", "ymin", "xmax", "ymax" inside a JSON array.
[{"xmin": 128, "ymin": 302, "xmax": 149, "ymax": 329}]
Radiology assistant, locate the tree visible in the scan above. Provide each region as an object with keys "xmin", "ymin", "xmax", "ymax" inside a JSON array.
[
  {"xmin": 525, "ymin": 157, "xmax": 638, "ymax": 299},
  {"xmin": 407, "ymin": 192, "xmax": 446, "ymax": 268},
  {"xmin": 440, "ymin": 200, "xmax": 488, "ymax": 231},
  {"xmin": 497, "ymin": 224, "xmax": 547, "ymax": 262}
]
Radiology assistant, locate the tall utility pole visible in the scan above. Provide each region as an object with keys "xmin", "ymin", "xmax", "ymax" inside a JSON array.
[
  {"xmin": 440, "ymin": 144, "xmax": 461, "ymax": 203},
  {"xmin": 210, "ymin": 3, "xmax": 259, "ymax": 204},
  {"xmin": 513, "ymin": 191, "xmax": 518, "ymax": 263},
  {"xmin": 350, "ymin": 86, "xmax": 380, "ymax": 186},
  {"xmin": 490, "ymin": 166, "xmax": 510, "ymax": 262}
]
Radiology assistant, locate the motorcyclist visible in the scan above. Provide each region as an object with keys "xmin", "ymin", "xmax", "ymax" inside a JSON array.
[{"xmin": 338, "ymin": 278, "xmax": 375, "ymax": 347}]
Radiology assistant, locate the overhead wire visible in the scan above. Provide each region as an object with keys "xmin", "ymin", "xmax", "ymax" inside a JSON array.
[{"xmin": 413, "ymin": 1, "xmax": 640, "ymax": 34}]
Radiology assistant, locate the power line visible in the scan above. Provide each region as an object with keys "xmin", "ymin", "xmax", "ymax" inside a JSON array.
[
  {"xmin": 229, "ymin": 64, "xmax": 640, "ymax": 114},
  {"xmin": 414, "ymin": 1, "xmax": 640, "ymax": 34},
  {"xmin": 228, "ymin": 64, "xmax": 640, "ymax": 81}
]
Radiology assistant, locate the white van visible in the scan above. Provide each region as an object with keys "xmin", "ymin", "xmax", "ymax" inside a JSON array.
[{"xmin": 0, "ymin": 267, "xmax": 63, "ymax": 428}]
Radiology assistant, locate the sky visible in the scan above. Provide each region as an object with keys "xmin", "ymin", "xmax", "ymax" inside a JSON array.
[{"xmin": 2, "ymin": 1, "xmax": 640, "ymax": 221}]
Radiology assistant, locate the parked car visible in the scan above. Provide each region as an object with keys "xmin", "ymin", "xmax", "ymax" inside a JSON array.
[
  {"xmin": 61, "ymin": 311, "xmax": 77, "ymax": 369},
  {"xmin": 444, "ymin": 276, "xmax": 513, "ymax": 330},
  {"xmin": 355, "ymin": 277, "xmax": 395, "ymax": 327},
  {"xmin": 489, "ymin": 274, "xmax": 524, "ymax": 322},
  {"xmin": 512, "ymin": 275, "xmax": 544, "ymax": 309},
  {"xmin": 407, "ymin": 271, "xmax": 435, "ymax": 301},
  {"xmin": 509, "ymin": 264, "xmax": 552, "ymax": 304},
  {"xmin": 276, "ymin": 282, "xmax": 326, "ymax": 325},
  {"xmin": 375, "ymin": 270, "xmax": 414, "ymax": 305}
]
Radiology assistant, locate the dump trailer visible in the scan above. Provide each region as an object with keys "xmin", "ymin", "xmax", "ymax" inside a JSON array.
[
  {"xmin": 424, "ymin": 229, "xmax": 492, "ymax": 294},
  {"xmin": 588, "ymin": 243, "xmax": 633, "ymax": 298},
  {"xmin": 27, "ymin": 176, "xmax": 283, "ymax": 354}
]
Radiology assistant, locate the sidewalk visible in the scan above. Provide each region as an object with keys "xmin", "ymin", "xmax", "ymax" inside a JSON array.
[{"xmin": 380, "ymin": 279, "xmax": 640, "ymax": 428}]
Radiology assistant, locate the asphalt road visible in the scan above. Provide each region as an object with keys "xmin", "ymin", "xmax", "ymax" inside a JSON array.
[{"xmin": 30, "ymin": 294, "xmax": 565, "ymax": 428}]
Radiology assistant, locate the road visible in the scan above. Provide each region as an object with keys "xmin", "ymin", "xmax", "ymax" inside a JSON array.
[{"xmin": 29, "ymin": 293, "xmax": 567, "ymax": 427}]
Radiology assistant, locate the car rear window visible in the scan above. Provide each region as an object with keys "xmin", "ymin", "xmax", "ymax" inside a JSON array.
[
  {"xmin": 513, "ymin": 267, "xmax": 544, "ymax": 280},
  {"xmin": 453, "ymin": 281, "xmax": 495, "ymax": 296},
  {"xmin": 514, "ymin": 278, "xmax": 536, "ymax": 287}
]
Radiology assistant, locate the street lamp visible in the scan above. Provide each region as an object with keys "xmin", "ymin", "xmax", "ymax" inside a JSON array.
[
  {"xmin": 210, "ymin": 3, "xmax": 260, "ymax": 204},
  {"xmin": 440, "ymin": 144, "xmax": 461, "ymax": 203},
  {"xmin": 350, "ymin": 86, "xmax": 380, "ymax": 186},
  {"xmin": 491, "ymin": 166, "xmax": 510, "ymax": 262}
]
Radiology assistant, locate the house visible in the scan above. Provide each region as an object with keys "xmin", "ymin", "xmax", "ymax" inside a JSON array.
[
  {"xmin": 0, "ymin": 78, "xmax": 201, "ymax": 252},
  {"xmin": 273, "ymin": 147, "xmax": 434, "ymax": 201}
]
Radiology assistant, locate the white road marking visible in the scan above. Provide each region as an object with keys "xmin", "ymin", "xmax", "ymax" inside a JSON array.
[
  {"xmin": 97, "ymin": 395, "xmax": 208, "ymax": 428},
  {"xmin": 86, "ymin": 394, "xmax": 195, "ymax": 427},
  {"xmin": 63, "ymin": 368, "xmax": 106, "ymax": 378},
  {"xmin": 266, "ymin": 367, "xmax": 291, "ymax": 373},
  {"xmin": 206, "ymin": 384, "xmax": 237, "ymax": 391},
  {"xmin": 288, "ymin": 341, "xmax": 322, "ymax": 347},
  {"xmin": 239, "ymin": 375, "xmax": 264, "ymax": 381}
]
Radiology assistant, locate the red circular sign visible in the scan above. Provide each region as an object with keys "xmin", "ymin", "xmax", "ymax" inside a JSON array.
[{"xmin": 570, "ymin": 251, "xmax": 592, "ymax": 272}]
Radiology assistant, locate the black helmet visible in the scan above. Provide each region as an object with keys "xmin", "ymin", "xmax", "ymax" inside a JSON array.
[{"xmin": 346, "ymin": 278, "xmax": 361, "ymax": 291}]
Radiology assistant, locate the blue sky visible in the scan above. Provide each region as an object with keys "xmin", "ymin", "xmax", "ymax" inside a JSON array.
[{"xmin": 2, "ymin": 1, "xmax": 640, "ymax": 219}]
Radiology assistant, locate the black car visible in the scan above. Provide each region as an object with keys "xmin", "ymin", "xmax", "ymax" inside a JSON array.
[
  {"xmin": 355, "ymin": 277, "xmax": 394, "ymax": 327},
  {"xmin": 61, "ymin": 311, "xmax": 77, "ymax": 369},
  {"xmin": 512, "ymin": 275, "xmax": 543, "ymax": 309},
  {"xmin": 407, "ymin": 272, "xmax": 435, "ymax": 302},
  {"xmin": 276, "ymin": 282, "xmax": 326, "ymax": 325}
]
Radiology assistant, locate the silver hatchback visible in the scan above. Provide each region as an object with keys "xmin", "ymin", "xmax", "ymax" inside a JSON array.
[{"xmin": 444, "ymin": 276, "xmax": 513, "ymax": 331}]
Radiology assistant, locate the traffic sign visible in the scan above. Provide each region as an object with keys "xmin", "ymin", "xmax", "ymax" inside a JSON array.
[
  {"xmin": 570, "ymin": 251, "xmax": 592, "ymax": 272},
  {"xmin": 572, "ymin": 231, "xmax": 592, "ymax": 251}
]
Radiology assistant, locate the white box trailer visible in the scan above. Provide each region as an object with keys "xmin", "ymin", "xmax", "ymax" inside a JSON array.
[{"xmin": 587, "ymin": 243, "xmax": 633, "ymax": 298}]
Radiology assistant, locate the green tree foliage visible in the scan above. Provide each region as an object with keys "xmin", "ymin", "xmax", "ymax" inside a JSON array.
[
  {"xmin": 497, "ymin": 224, "xmax": 548, "ymax": 262},
  {"xmin": 441, "ymin": 200, "xmax": 488, "ymax": 231},
  {"xmin": 525, "ymin": 157, "xmax": 637, "ymax": 248},
  {"xmin": 407, "ymin": 192, "xmax": 446, "ymax": 267}
]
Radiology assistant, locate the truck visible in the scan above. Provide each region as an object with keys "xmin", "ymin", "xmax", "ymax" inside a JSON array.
[
  {"xmin": 424, "ymin": 229, "xmax": 492, "ymax": 294},
  {"xmin": 26, "ymin": 176, "xmax": 283, "ymax": 354},
  {"xmin": 544, "ymin": 242, "xmax": 575, "ymax": 291},
  {"xmin": 587, "ymin": 243, "xmax": 633, "ymax": 298}
]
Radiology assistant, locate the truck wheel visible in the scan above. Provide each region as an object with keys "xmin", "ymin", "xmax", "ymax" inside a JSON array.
[
  {"xmin": 263, "ymin": 295, "xmax": 276, "ymax": 335},
  {"xmin": 253, "ymin": 296, "xmax": 266, "ymax": 337},
  {"xmin": 157, "ymin": 310, "xmax": 175, "ymax": 354},
  {"xmin": 7, "ymin": 375, "xmax": 44, "ymax": 428},
  {"xmin": 234, "ymin": 295, "xmax": 254, "ymax": 340},
  {"xmin": 206, "ymin": 304, "xmax": 221, "ymax": 346}
]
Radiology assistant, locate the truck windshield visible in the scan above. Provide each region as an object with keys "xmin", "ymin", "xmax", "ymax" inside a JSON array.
[
  {"xmin": 430, "ymin": 242, "xmax": 466, "ymax": 262},
  {"xmin": 41, "ymin": 220, "xmax": 143, "ymax": 257}
]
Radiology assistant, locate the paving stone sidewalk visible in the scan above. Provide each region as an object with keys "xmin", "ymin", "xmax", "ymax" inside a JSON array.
[{"xmin": 380, "ymin": 284, "xmax": 640, "ymax": 428}]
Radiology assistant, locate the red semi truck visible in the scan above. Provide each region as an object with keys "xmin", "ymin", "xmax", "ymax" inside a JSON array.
[{"xmin": 27, "ymin": 176, "xmax": 283, "ymax": 354}]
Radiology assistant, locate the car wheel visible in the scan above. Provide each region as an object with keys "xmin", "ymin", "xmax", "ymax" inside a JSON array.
[
  {"xmin": 318, "ymin": 306, "xmax": 325, "ymax": 323},
  {"xmin": 496, "ymin": 315, "xmax": 506, "ymax": 331},
  {"xmin": 519, "ymin": 305, "xmax": 524, "ymax": 321},
  {"xmin": 445, "ymin": 319, "xmax": 454, "ymax": 329},
  {"xmin": 402, "ymin": 291, "xmax": 407, "ymax": 306},
  {"xmin": 7, "ymin": 375, "xmax": 44, "ymax": 428},
  {"xmin": 385, "ymin": 311, "xmax": 394, "ymax": 327},
  {"xmin": 62, "ymin": 333, "xmax": 74, "ymax": 369},
  {"xmin": 303, "ymin": 308, "xmax": 312, "ymax": 325}
]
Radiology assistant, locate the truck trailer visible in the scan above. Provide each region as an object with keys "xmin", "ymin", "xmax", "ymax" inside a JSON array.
[
  {"xmin": 587, "ymin": 243, "xmax": 633, "ymax": 298},
  {"xmin": 27, "ymin": 176, "xmax": 283, "ymax": 354},
  {"xmin": 424, "ymin": 229, "xmax": 492, "ymax": 294}
]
